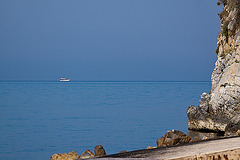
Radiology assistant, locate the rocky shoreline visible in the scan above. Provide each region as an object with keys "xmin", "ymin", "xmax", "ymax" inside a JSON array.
[
  {"xmin": 50, "ymin": 0, "xmax": 240, "ymax": 159},
  {"xmin": 100, "ymin": 136, "xmax": 240, "ymax": 159},
  {"xmin": 50, "ymin": 129, "xmax": 240, "ymax": 160}
]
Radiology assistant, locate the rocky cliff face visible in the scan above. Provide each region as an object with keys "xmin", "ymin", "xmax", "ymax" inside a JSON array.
[{"xmin": 187, "ymin": 0, "xmax": 240, "ymax": 134}]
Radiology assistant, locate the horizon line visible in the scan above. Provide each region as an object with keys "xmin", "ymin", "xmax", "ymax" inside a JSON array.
[{"xmin": 0, "ymin": 80, "xmax": 211, "ymax": 83}]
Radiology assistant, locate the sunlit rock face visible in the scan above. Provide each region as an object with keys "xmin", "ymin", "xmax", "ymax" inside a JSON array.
[
  {"xmin": 187, "ymin": 0, "xmax": 240, "ymax": 133},
  {"xmin": 50, "ymin": 151, "xmax": 79, "ymax": 160}
]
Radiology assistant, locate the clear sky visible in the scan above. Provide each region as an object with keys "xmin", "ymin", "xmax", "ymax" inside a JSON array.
[{"xmin": 0, "ymin": 0, "xmax": 222, "ymax": 81}]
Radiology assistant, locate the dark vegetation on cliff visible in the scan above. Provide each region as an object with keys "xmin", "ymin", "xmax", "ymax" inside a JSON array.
[
  {"xmin": 216, "ymin": 0, "xmax": 240, "ymax": 55},
  {"xmin": 218, "ymin": 0, "xmax": 240, "ymax": 37}
]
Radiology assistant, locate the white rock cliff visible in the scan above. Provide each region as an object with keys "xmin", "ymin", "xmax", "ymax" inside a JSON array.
[{"xmin": 187, "ymin": 0, "xmax": 240, "ymax": 134}]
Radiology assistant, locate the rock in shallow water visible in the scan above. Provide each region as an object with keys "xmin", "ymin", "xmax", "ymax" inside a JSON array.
[
  {"xmin": 79, "ymin": 150, "xmax": 94, "ymax": 159},
  {"xmin": 94, "ymin": 145, "xmax": 106, "ymax": 157},
  {"xmin": 156, "ymin": 130, "xmax": 191, "ymax": 147},
  {"xmin": 50, "ymin": 151, "xmax": 79, "ymax": 160}
]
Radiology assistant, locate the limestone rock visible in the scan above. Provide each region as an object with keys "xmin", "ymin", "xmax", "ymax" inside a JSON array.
[
  {"xmin": 188, "ymin": 129, "xmax": 223, "ymax": 140},
  {"xmin": 156, "ymin": 130, "xmax": 191, "ymax": 147},
  {"xmin": 225, "ymin": 114, "xmax": 240, "ymax": 136},
  {"xmin": 147, "ymin": 146, "xmax": 156, "ymax": 149},
  {"xmin": 50, "ymin": 151, "xmax": 79, "ymax": 160},
  {"xmin": 79, "ymin": 150, "xmax": 94, "ymax": 159},
  {"xmin": 187, "ymin": 1, "xmax": 240, "ymax": 132},
  {"xmin": 94, "ymin": 145, "xmax": 106, "ymax": 157},
  {"xmin": 236, "ymin": 130, "xmax": 240, "ymax": 136},
  {"xmin": 187, "ymin": 105, "xmax": 198, "ymax": 120}
]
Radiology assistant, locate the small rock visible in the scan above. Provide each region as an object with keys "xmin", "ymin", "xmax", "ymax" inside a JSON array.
[
  {"xmin": 119, "ymin": 150, "xmax": 127, "ymax": 153},
  {"xmin": 94, "ymin": 145, "xmax": 106, "ymax": 157},
  {"xmin": 236, "ymin": 130, "xmax": 240, "ymax": 136},
  {"xmin": 50, "ymin": 151, "xmax": 79, "ymax": 160},
  {"xmin": 156, "ymin": 130, "xmax": 191, "ymax": 147},
  {"xmin": 79, "ymin": 150, "xmax": 94, "ymax": 159},
  {"xmin": 147, "ymin": 146, "xmax": 156, "ymax": 149}
]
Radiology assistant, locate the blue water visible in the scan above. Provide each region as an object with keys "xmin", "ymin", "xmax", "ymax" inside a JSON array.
[{"xmin": 0, "ymin": 81, "xmax": 211, "ymax": 160}]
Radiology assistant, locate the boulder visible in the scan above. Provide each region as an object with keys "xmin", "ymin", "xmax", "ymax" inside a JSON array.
[
  {"xmin": 236, "ymin": 130, "xmax": 240, "ymax": 136},
  {"xmin": 50, "ymin": 151, "xmax": 79, "ymax": 160},
  {"xmin": 79, "ymin": 150, "xmax": 95, "ymax": 159},
  {"xmin": 147, "ymin": 146, "xmax": 156, "ymax": 149},
  {"xmin": 156, "ymin": 130, "xmax": 191, "ymax": 147},
  {"xmin": 94, "ymin": 145, "xmax": 106, "ymax": 157}
]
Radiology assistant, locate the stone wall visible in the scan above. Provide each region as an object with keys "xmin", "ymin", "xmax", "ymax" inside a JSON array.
[{"xmin": 174, "ymin": 148, "xmax": 240, "ymax": 160}]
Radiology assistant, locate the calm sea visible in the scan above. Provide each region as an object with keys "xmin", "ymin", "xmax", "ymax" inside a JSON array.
[{"xmin": 0, "ymin": 81, "xmax": 211, "ymax": 160}]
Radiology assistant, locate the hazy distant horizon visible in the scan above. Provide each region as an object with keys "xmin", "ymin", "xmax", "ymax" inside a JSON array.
[
  {"xmin": 0, "ymin": 80, "xmax": 212, "ymax": 83},
  {"xmin": 0, "ymin": 0, "xmax": 222, "ymax": 81}
]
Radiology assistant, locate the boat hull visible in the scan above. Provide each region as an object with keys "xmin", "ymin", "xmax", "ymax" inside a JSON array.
[{"xmin": 60, "ymin": 79, "xmax": 70, "ymax": 82}]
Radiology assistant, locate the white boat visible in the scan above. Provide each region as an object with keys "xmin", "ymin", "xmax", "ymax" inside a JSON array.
[{"xmin": 60, "ymin": 78, "xmax": 70, "ymax": 82}]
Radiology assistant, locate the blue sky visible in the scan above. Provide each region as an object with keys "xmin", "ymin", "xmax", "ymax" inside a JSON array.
[{"xmin": 0, "ymin": 0, "xmax": 222, "ymax": 81}]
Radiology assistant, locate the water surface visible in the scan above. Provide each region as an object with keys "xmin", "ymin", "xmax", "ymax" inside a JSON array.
[{"xmin": 0, "ymin": 81, "xmax": 211, "ymax": 160}]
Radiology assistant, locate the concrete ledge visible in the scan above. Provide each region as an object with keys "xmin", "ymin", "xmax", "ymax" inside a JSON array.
[
  {"xmin": 173, "ymin": 148, "xmax": 240, "ymax": 160},
  {"xmin": 93, "ymin": 137, "xmax": 240, "ymax": 159}
]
